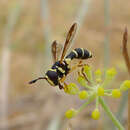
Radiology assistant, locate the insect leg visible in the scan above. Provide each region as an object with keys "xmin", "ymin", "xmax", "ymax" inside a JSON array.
[
  {"xmin": 69, "ymin": 61, "xmax": 91, "ymax": 84},
  {"xmin": 59, "ymin": 75, "xmax": 66, "ymax": 83},
  {"xmin": 69, "ymin": 61, "xmax": 86, "ymax": 73},
  {"xmin": 78, "ymin": 67, "xmax": 91, "ymax": 85},
  {"xmin": 59, "ymin": 81, "xmax": 68, "ymax": 90},
  {"xmin": 59, "ymin": 83, "xmax": 64, "ymax": 89},
  {"xmin": 58, "ymin": 76, "xmax": 66, "ymax": 89}
]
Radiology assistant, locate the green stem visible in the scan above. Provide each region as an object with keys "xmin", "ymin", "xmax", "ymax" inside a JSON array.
[
  {"xmin": 104, "ymin": 89, "xmax": 113, "ymax": 92},
  {"xmin": 104, "ymin": 93, "xmax": 112, "ymax": 96},
  {"xmin": 84, "ymin": 84, "xmax": 93, "ymax": 90},
  {"xmin": 96, "ymin": 96, "xmax": 99, "ymax": 109},
  {"xmin": 99, "ymin": 97, "xmax": 124, "ymax": 130},
  {"xmin": 78, "ymin": 94, "xmax": 95, "ymax": 112},
  {"xmin": 116, "ymin": 91, "xmax": 128, "ymax": 121},
  {"xmin": 111, "ymin": 92, "xmax": 128, "ymax": 130}
]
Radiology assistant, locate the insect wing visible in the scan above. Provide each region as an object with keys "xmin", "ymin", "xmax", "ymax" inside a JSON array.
[
  {"xmin": 51, "ymin": 40, "xmax": 63, "ymax": 63},
  {"xmin": 60, "ymin": 22, "xmax": 78, "ymax": 63}
]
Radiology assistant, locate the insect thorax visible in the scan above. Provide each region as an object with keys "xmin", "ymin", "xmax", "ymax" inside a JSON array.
[{"xmin": 45, "ymin": 61, "xmax": 70, "ymax": 86}]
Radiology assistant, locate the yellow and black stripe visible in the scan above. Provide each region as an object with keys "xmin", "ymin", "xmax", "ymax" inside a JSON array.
[{"xmin": 65, "ymin": 48, "xmax": 92, "ymax": 60}]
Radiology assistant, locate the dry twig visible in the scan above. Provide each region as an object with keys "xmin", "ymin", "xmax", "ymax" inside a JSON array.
[
  {"xmin": 122, "ymin": 28, "xmax": 130, "ymax": 74},
  {"xmin": 122, "ymin": 27, "xmax": 130, "ymax": 130}
]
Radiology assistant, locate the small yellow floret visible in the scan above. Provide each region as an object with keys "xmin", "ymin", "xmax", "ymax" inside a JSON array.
[
  {"xmin": 106, "ymin": 68, "xmax": 117, "ymax": 79},
  {"xmin": 95, "ymin": 69, "xmax": 102, "ymax": 76},
  {"xmin": 96, "ymin": 78, "xmax": 102, "ymax": 83},
  {"xmin": 120, "ymin": 80, "xmax": 130, "ymax": 91},
  {"xmin": 97, "ymin": 87, "xmax": 104, "ymax": 96},
  {"xmin": 112, "ymin": 89, "xmax": 121, "ymax": 98},
  {"xmin": 91, "ymin": 109, "xmax": 100, "ymax": 120},
  {"xmin": 79, "ymin": 90, "xmax": 88, "ymax": 100},
  {"xmin": 77, "ymin": 76, "xmax": 86, "ymax": 87},
  {"xmin": 124, "ymin": 80, "xmax": 130, "ymax": 88},
  {"xmin": 121, "ymin": 80, "xmax": 130, "ymax": 90},
  {"xmin": 65, "ymin": 108, "xmax": 77, "ymax": 119},
  {"xmin": 64, "ymin": 83, "xmax": 79, "ymax": 95}
]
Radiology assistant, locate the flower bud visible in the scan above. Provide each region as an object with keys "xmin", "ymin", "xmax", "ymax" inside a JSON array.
[
  {"xmin": 65, "ymin": 108, "xmax": 77, "ymax": 119},
  {"xmin": 97, "ymin": 87, "xmax": 104, "ymax": 96},
  {"xmin": 78, "ymin": 90, "xmax": 88, "ymax": 100},
  {"xmin": 96, "ymin": 78, "xmax": 102, "ymax": 83},
  {"xmin": 120, "ymin": 80, "xmax": 130, "ymax": 91},
  {"xmin": 112, "ymin": 89, "xmax": 121, "ymax": 98},
  {"xmin": 95, "ymin": 69, "xmax": 102, "ymax": 77},
  {"xmin": 106, "ymin": 68, "xmax": 117, "ymax": 80},
  {"xmin": 91, "ymin": 108, "xmax": 100, "ymax": 120},
  {"xmin": 64, "ymin": 83, "xmax": 79, "ymax": 95}
]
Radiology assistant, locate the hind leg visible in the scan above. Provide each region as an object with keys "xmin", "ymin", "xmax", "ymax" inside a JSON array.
[
  {"xmin": 69, "ymin": 60, "xmax": 88, "ymax": 73},
  {"xmin": 78, "ymin": 67, "xmax": 90, "ymax": 84}
]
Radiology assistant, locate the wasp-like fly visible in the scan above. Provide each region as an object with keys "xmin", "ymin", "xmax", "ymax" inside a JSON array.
[{"xmin": 29, "ymin": 23, "xmax": 92, "ymax": 89}]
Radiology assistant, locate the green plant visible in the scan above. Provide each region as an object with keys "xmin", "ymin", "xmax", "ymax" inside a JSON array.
[{"xmin": 64, "ymin": 65, "xmax": 130, "ymax": 130}]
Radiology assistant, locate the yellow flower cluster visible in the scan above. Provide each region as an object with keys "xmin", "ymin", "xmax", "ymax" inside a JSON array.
[{"xmin": 64, "ymin": 66, "xmax": 130, "ymax": 120}]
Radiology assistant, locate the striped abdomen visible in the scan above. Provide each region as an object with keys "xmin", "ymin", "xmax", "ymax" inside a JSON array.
[{"xmin": 65, "ymin": 48, "xmax": 92, "ymax": 60}]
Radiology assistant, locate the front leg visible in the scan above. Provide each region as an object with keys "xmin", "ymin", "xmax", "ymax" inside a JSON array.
[
  {"xmin": 58, "ymin": 81, "xmax": 68, "ymax": 90},
  {"xmin": 59, "ymin": 83, "xmax": 64, "ymax": 89}
]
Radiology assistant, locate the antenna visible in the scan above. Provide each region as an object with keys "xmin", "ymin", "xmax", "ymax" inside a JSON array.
[{"xmin": 29, "ymin": 77, "xmax": 47, "ymax": 84}]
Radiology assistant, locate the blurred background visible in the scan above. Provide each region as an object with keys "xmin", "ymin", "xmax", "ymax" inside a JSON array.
[{"xmin": 0, "ymin": 0, "xmax": 130, "ymax": 130}]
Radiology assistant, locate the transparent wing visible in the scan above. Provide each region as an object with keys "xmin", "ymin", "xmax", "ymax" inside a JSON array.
[
  {"xmin": 51, "ymin": 40, "xmax": 63, "ymax": 63},
  {"xmin": 60, "ymin": 22, "xmax": 78, "ymax": 63}
]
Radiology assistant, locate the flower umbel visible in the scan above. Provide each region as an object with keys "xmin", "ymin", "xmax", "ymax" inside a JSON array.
[{"xmin": 64, "ymin": 65, "xmax": 128, "ymax": 129}]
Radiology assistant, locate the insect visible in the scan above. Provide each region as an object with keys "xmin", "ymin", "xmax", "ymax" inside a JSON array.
[{"xmin": 29, "ymin": 22, "xmax": 92, "ymax": 89}]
